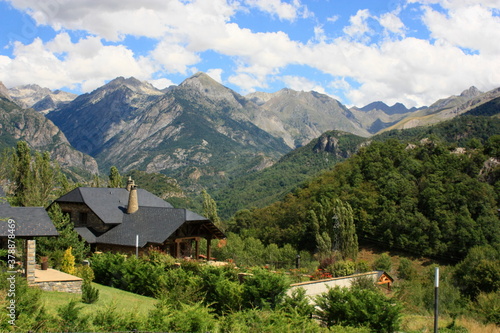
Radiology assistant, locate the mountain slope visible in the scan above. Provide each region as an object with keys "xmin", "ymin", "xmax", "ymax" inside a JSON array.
[
  {"xmin": 247, "ymin": 89, "xmax": 370, "ymax": 148},
  {"xmin": 0, "ymin": 94, "xmax": 98, "ymax": 175},
  {"xmin": 383, "ymin": 86, "xmax": 500, "ymax": 131},
  {"xmin": 47, "ymin": 73, "xmax": 290, "ymax": 192},
  {"xmin": 214, "ymin": 130, "xmax": 367, "ymax": 218}
]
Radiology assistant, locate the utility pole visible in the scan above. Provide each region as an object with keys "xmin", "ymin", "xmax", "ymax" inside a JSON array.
[{"xmin": 434, "ymin": 266, "xmax": 439, "ymax": 333}]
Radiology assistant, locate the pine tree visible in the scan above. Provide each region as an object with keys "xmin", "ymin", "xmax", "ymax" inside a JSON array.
[{"xmin": 108, "ymin": 166, "xmax": 122, "ymax": 188}]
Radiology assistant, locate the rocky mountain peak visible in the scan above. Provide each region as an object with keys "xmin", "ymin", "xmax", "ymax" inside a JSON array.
[
  {"xmin": 101, "ymin": 76, "xmax": 162, "ymax": 95},
  {"xmin": 460, "ymin": 86, "xmax": 482, "ymax": 99},
  {"xmin": 178, "ymin": 72, "xmax": 247, "ymax": 108}
]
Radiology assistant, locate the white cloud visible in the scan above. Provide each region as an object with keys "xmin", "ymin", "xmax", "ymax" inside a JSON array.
[
  {"xmin": 343, "ymin": 9, "xmax": 372, "ymax": 39},
  {"xmin": 2, "ymin": 0, "xmax": 500, "ymax": 109},
  {"xmin": 0, "ymin": 33, "xmax": 154, "ymax": 91},
  {"xmin": 421, "ymin": 3, "xmax": 500, "ymax": 55},
  {"xmin": 378, "ymin": 12, "xmax": 406, "ymax": 36},
  {"xmin": 280, "ymin": 75, "xmax": 326, "ymax": 94},
  {"xmin": 244, "ymin": 0, "xmax": 304, "ymax": 21},
  {"xmin": 148, "ymin": 78, "xmax": 175, "ymax": 90},
  {"xmin": 206, "ymin": 68, "xmax": 224, "ymax": 83}
]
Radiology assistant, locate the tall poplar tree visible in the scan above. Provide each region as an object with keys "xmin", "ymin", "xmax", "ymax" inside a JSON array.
[
  {"xmin": 202, "ymin": 189, "xmax": 224, "ymax": 231},
  {"xmin": 332, "ymin": 199, "xmax": 358, "ymax": 260},
  {"xmin": 312, "ymin": 198, "xmax": 358, "ymax": 260},
  {"xmin": 108, "ymin": 166, "xmax": 122, "ymax": 188}
]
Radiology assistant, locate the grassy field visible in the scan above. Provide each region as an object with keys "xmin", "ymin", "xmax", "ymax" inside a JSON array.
[{"xmin": 39, "ymin": 283, "xmax": 158, "ymax": 317}]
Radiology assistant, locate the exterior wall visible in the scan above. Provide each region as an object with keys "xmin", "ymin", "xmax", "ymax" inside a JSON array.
[
  {"xmin": 33, "ymin": 280, "xmax": 82, "ymax": 293},
  {"xmin": 288, "ymin": 271, "xmax": 380, "ymax": 302},
  {"xmin": 58, "ymin": 202, "xmax": 109, "ymax": 233},
  {"xmin": 24, "ymin": 240, "xmax": 36, "ymax": 284}
]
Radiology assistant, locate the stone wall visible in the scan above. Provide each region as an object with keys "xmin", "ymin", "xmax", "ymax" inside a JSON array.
[
  {"xmin": 59, "ymin": 202, "xmax": 109, "ymax": 233},
  {"xmin": 33, "ymin": 280, "xmax": 82, "ymax": 293}
]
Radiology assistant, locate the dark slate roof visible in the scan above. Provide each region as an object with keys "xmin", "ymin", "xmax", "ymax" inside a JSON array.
[
  {"xmin": 54, "ymin": 187, "xmax": 173, "ymax": 224},
  {"xmin": 96, "ymin": 207, "xmax": 187, "ymax": 247},
  {"xmin": 0, "ymin": 188, "xmax": 58, "ymax": 237}
]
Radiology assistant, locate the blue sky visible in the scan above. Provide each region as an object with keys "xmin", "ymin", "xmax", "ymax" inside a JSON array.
[{"xmin": 1, "ymin": 0, "xmax": 499, "ymax": 107}]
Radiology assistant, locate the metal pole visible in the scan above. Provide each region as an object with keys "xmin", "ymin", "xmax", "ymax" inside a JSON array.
[
  {"xmin": 136, "ymin": 235, "xmax": 139, "ymax": 258},
  {"xmin": 434, "ymin": 266, "xmax": 439, "ymax": 333}
]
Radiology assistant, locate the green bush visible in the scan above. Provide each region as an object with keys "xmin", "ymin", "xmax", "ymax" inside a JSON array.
[
  {"xmin": 220, "ymin": 308, "xmax": 327, "ymax": 333},
  {"xmin": 147, "ymin": 301, "xmax": 216, "ymax": 332},
  {"xmin": 81, "ymin": 282, "xmax": 100, "ymax": 304},
  {"xmin": 198, "ymin": 265, "xmax": 243, "ymax": 315},
  {"xmin": 58, "ymin": 299, "xmax": 89, "ymax": 332},
  {"xmin": 90, "ymin": 252, "xmax": 166, "ymax": 296},
  {"xmin": 327, "ymin": 260, "xmax": 356, "ymax": 277},
  {"xmin": 279, "ymin": 287, "xmax": 315, "ymax": 318},
  {"xmin": 373, "ymin": 253, "xmax": 392, "ymax": 272},
  {"xmin": 397, "ymin": 258, "xmax": 416, "ymax": 280},
  {"xmin": 242, "ymin": 268, "xmax": 290, "ymax": 310},
  {"xmin": 315, "ymin": 286, "xmax": 402, "ymax": 332},
  {"xmin": 473, "ymin": 291, "xmax": 500, "ymax": 325}
]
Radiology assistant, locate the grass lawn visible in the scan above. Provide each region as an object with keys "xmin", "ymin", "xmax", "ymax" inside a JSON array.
[{"xmin": 39, "ymin": 283, "xmax": 158, "ymax": 317}]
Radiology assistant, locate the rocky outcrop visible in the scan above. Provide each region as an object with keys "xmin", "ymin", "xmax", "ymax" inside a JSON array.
[
  {"xmin": 8, "ymin": 84, "xmax": 77, "ymax": 113},
  {"xmin": 0, "ymin": 95, "xmax": 98, "ymax": 174}
]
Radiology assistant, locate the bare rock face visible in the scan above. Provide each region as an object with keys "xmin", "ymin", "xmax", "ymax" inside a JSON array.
[
  {"xmin": 47, "ymin": 74, "xmax": 290, "ymax": 188},
  {"xmin": 7, "ymin": 84, "xmax": 77, "ymax": 113},
  {"xmin": 250, "ymin": 88, "xmax": 370, "ymax": 148},
  {"xmin": 0, "ymin": 95, "xmax": 98, "ymax": 174}
]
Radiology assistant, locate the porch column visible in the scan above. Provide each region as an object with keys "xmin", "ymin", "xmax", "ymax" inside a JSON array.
[
  {"xmin": 175, "ymin": 239, "xmax": 182, "ymax": 258},
  {"xmin": 194, "ymin": 237, "xmax": 200, "ymax": 260},
  {"xmin": 206, "ymin": 236, "xmax": 212, "ymax": 261},
  {"xmin": 25, "ymin": 239, "xmax": 36, "ymax": 285}
]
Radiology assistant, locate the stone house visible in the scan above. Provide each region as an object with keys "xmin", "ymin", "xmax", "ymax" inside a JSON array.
[{"xmin": 50, "ymin": 179, "xmax": 225, "ymax": 259}]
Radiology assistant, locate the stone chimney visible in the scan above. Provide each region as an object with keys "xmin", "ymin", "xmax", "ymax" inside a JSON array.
[
  {"xmin": 126, "ymin": 176, "xmax": 135, "ymax": 191},
  {"xmin": 127, "ymin": 185, "xmax": 139, "ymax": 214}
]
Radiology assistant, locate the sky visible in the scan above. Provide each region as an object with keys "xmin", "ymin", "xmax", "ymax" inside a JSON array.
[{"xmin": 0, "ymin": 0, "xmax": 499, "ymax": 108}]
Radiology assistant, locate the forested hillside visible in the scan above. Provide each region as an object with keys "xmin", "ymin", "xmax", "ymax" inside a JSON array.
[
  {"xmin": 227, "ymin": 117, "xmax": 500, "ymax": 261},
  {"xmin": 214, "ymin": 131, "xmax": 366, "ymax": 218}
]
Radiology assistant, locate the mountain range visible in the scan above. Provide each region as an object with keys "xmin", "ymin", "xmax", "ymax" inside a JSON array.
[{"xmin": 1, "ymin": 73, "xmax": 499, "ymax": 196}]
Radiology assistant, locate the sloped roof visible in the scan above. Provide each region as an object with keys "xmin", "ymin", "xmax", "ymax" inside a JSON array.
[
  {"xmin": 54, "ymin": 187, "xmax": 173, "ymax": 224},
  {"xmin": 53, "ymin": 186, "xmax": 225, "ymax": 247},
  {"xmin": 96, "ymin": 207, "xmax": 187, "ymax": 247},
  {"xmin": 0, "ymin": 188, "xmax": 58, "ymax": 237}
]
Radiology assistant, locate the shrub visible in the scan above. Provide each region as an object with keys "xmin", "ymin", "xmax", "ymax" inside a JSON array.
[
  {"xmin": 327, "ymin": 260, "xmax": 355, "ymax": 277},
  {"xmin": 315, "ymin": 286, "xmax": 402, "ymax": 332},
  {"xmin": 61, "ymin": 247, "xmax": 76, "ymax": 275},
  {"xmin": 81, "ymin": 282, "xmax": 100, "ymax": 304},
  {"xmin": 373, "ymin": 253, "xmax": 392, "ymax": 272},
  {"xmin": 57, "ymin": 299, "xmax": 89, "ymax": 332},
  {"xmin": 473, "ymin": 291, "xmax": 500, "ymax": 325},
  {"xmin": 220, "ymin": 308, "xmax": 326, "ymax": 333},
  {"xmin": 147, "ymin": 301, "xmax": 216, "ymax": 332},
  {"xmin": 74, "ymin": 265, "xmax": 95, "ymax": 283},
  {"xmin": 279, "ymin": 287, "xmax": 315, "ymax": 318},
  {"xmin": 397, "ymin": 258, "xmax": 416, "ymax": 280},
  {"xmin": 242, "ymin": 268, "xmax": 290, "ymax": 310}
]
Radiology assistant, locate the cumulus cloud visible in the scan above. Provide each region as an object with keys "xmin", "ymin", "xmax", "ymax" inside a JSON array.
[
  {"xmin": 343, "ymin": 9, "xmax": 372, "ymax": 39},
  {"xmin": 421, "ymin": 3, "xmax": 500, "ymax": 54},
  {"xmin": 280, "ymin": 75, "xmax": 326, "ymax": 94},
  {"xmin": 1, "ymin": 0, "xmax": 500, "ymax": 108},
  {"xmin": 244, "ymin": 0, "xmax": 305, "ymax": 21}
]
